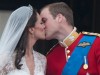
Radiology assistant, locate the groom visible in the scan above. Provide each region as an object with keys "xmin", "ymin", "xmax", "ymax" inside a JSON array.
[{"xmin": 40, "ymin": 2, "xmax": 100, "ymax": 75}]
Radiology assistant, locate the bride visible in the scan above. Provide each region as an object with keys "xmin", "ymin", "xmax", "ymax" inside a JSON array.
[{"xmin": 0, "ymin": 5, "xmax": 46, "ymax": 75}]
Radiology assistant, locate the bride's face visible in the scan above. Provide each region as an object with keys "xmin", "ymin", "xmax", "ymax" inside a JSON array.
[{"xmin": 33, "ymin": 13, "xmax": 45, "ymax": 40}]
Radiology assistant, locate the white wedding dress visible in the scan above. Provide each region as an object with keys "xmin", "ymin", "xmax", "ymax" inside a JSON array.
[
  {"xmin": 0, "ymin": 50, "xmax": 46, "ymax": 75},
  {"xmin": 0, "ymin": 6, "xmax": 47, "ymax": 75}
]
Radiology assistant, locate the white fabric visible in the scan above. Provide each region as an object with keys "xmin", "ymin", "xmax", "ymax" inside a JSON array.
[
  {"xmin": 0, "ymin": 6, "xmax": 33, "ymax": 70},
  {"xmin": 0, "ymin": 50, "xmax": 46, "ymax": 75},
  {"xmin": 0, "ymin": 5, "xmax": 46, "ymax": 75}
]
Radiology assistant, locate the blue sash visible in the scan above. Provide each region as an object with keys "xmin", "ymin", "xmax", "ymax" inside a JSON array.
[{"xmin": 62, "ymin": 35, "xmax": 96, "ymax": 75}]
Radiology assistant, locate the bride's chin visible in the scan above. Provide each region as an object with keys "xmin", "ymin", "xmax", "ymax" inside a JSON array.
[{"xmin": 42, "ymin": 34, "xmax": 46, "ymax": 39}]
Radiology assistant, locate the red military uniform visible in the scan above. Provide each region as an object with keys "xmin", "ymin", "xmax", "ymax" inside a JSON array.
[{"xmin": 46, "ymin": 32, "xmax": 100, "ymax": 75}]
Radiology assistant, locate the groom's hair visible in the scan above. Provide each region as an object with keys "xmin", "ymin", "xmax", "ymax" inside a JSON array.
[{"xmin": 41, "ymin": 2, "xmax": 74, "ymax": 26}]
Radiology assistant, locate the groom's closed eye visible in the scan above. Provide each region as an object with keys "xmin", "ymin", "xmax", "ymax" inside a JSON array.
[
  {"xmin": 40, "ymin": 21, "xmax": 44, "ymax": 24},
  {"xmin": 42, "ymin": 18, "xmax": 47, "ymax": 23}
]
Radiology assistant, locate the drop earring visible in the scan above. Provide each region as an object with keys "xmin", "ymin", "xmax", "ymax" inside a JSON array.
[{"xmin": 32, "ymin": 32, "xmax": 34, "ymax": 38}]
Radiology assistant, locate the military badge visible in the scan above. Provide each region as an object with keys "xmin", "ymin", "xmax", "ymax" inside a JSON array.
[{"xmin": 78, "ymin": 42, "xmax": 91, "ymax": 47}]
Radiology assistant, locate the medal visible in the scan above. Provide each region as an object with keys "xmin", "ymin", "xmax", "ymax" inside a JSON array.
[
  {"xmin": 83, "ymin": 56, "xmax": 88, "ymax": 70},
  {"xmin": 83, "ymin": 64, "xmax": 88, "ymax": 69}
]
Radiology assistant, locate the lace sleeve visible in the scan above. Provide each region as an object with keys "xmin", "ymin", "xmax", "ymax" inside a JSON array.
[{"xmin": 0, "ymin": 54, "xmax": 15, "ymax": 75}]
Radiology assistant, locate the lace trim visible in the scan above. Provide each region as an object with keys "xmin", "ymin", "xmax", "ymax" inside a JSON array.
[{"xmin": 0, "ymin": 50, "xmax": 46, "ymax": 75}]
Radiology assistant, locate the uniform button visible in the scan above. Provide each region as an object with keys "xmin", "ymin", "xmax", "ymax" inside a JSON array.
[
  {"xmin": 66, "ymin": 50, "xmax": 70, "ymax": 54},
  {"xmin": 67, "ymin": 55, "xmax": 70, "ymax": 59}
]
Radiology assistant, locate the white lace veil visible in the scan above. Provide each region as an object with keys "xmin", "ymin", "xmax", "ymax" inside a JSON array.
[{"xmin": 0, "ymin": 5, "xmax": 33, "ymax": 70}]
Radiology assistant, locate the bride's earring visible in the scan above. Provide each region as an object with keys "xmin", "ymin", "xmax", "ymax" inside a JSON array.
[
  {"xmin": 29, "ymin": 28, "xmax": 35, "ymax": 38},
  {"xmin": 31, "ymin": 32, "xmax": 34, "ymax": 38}
]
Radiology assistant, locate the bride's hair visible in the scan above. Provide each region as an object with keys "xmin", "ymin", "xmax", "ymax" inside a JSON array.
[{"xmin": 15, "ymin": 9, "xmax": 37, "ymax": 69}]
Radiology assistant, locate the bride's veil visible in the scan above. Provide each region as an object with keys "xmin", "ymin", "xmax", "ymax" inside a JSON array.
[{"xmin": 0, "ymin": 5, "xmax": 33, "ymax": 70}]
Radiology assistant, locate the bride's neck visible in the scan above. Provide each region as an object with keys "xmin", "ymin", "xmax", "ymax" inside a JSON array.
[
  {"xmin": 25, "ymin": 38, "xmax": 36, "ymax": 56},
  {"xmin": 25, "ymin": 48, "xmax": 33, "ymax": 56}
]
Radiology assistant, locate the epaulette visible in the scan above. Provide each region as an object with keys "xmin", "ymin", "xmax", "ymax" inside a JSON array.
[
  {"xmin": 82, "ymin": 31, "xmax": 100, "ymax": 37},
  {"xmin": 46, "ymin": 43, "xmax": 58, "ymax": 56}
]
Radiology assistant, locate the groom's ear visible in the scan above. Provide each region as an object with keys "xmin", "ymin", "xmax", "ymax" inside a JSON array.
[
  {"xmin": 29, "ymin": 27, "xmax": 34, "ymax": 34},
  {"xmin": 55, "ymin": 13, "xmax": 63, "ymax": 23}
]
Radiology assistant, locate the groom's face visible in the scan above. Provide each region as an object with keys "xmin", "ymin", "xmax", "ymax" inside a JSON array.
[{"xmin": 40, "ymin": 8, "xmax": 59, "ymax": 40}]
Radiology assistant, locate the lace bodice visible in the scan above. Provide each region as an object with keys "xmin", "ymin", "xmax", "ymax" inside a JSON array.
[{"xmin": 0, "ymin": 50, "xmax": 46, "ymax": 75}]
